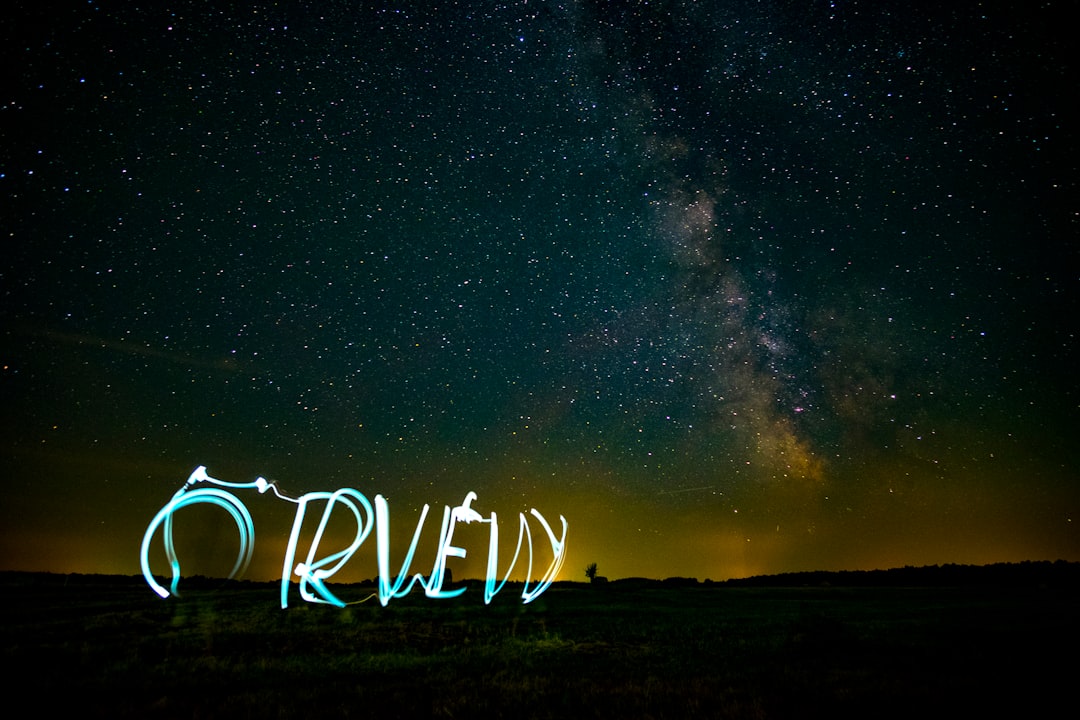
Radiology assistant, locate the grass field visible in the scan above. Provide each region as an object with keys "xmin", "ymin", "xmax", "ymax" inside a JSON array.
[{"xmin": 3, "ymin": 573, "xmax": 1075, "ymax": 718}]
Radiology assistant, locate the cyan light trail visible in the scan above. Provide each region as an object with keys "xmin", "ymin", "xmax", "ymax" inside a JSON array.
[{"xmin": 140, "ymin": 466, "xmax": 568, "ymax": 607}]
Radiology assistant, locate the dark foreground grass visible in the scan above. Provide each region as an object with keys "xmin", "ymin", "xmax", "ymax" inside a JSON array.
[{"xmin": 2, "ymin": 575, "xmax": 1075, "ymax": 718}]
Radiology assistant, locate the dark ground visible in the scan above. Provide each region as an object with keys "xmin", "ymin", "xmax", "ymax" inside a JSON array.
[{"xmin": 2, "ymin": 571, "xmax": 1076, "ymax": 718}]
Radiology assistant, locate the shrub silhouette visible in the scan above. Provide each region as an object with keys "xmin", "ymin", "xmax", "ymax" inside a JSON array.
[{"xmin": 585, "ymin": 563, "xmax": 607, "ymax": 584}]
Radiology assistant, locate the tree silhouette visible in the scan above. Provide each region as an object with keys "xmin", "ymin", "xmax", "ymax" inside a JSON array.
[{"xmin": 585, "ymin": 562, "xmax": 598, "ymax": 581}]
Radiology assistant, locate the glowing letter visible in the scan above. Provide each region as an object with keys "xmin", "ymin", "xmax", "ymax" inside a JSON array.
[
  {"xmin": 375, "ymin": 495, "xmax": 431, "ymax": 605},
  {"xmin": 140, "ymin": 466, "xmax": 255, "ymax": 599},
  {"xmin": 519, "ymin": 508, "xmax": 568, "ymax": 603},
  {"xmin": 482, "ymin": 510, "xmax": 521, "ymax": 604},
  {"xmin": 427, "ymin": 492, "xmax": 491, "ymax": 599},
  {"xmin": 280, "ymin": 489, "xmax": 374, "ymax": 608}
]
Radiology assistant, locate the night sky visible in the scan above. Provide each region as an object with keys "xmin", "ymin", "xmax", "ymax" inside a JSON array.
[{"xmin": 2, "ymin": 1, "xmax": 1076, "ymax": 585}]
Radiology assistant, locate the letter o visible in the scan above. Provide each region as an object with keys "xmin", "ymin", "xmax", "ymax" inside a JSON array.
[{"xmin": 140, "ymin": 488, "xmax": 255, "ymax": 599}]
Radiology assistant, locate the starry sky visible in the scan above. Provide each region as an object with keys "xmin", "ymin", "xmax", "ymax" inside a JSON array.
[{"xmin": 1, "ymin": 0, "xmax": 1076, "ymax": 584}]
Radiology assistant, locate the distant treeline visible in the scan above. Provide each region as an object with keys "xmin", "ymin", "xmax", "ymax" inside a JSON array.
[
  {"xmin": 2, "ymin": 560, "xmax": 1078, "ymax": 591},
  {"xmin": 714, "ymin": 560, "xmax": 1080, "ymax": 589},
  {"xmin": 561, "ymin": 560, "xmax": 1080, "ymax": 590}
]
